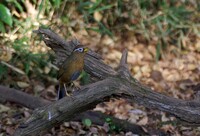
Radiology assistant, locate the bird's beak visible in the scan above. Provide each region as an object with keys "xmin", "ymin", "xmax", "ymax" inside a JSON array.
[{"xmin": 84, "ymin": 48, "xmax": 89, "ymax": 52}]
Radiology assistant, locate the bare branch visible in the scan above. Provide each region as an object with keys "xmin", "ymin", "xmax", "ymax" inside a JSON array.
[
  {"xmin": 0, "ymin": 86, "xmax": 50, "ymax": 108},
  {"xmin": 118, "ymin": 49, "xmax": 132, "ymax": 80},
  {"xmin": 119, "ymin": 49, "xmax": 128, "ymax": 67}
]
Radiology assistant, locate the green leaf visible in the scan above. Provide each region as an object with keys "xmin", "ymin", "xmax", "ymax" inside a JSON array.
[
  {"xmin": 78, "ymin": 1, "xmax": 93, "ymax": 11},
  {"xmin": 37, "ymin": 0, "xmax": 44, "ymax": 19},
  {"xmin": 24, "ymin": 62, "xmax": 30, "ymax": 74},
  {"xmin": 80, "ymin": 71, "xmax": 90, "ymax": 85},
  {"xmin": 52, "ymin": 0, "xmax": 61, "ymax": 8},
  {"xmin": 156, "ymin": 43, "xmax": 161, "ymax": 62},
  {"xmin": 0, "ymin": 65, "xmax": 7, "ymax": 80},
  {"xmin": 105, "ymin": 117, "xmax": 112, "ymax": 123},
  {"xmin": 98, "ymin": 22, "xmax": 113, "ymax": 37},
  {"xmin": 110, "ymin": 124, "xmax": 116, "ymax": 130},
  {"xmin": 89, "ymin": 4, "xmax": 113, "ymax": 14},
  {"xmin": 0, "ymin": 4, "xmax": 13, "ymax": 26},
  {"xmin": 13, "ymin": 1, "xmax": 24, "ymax": 12},
  {"xmin": 0, "ymin": 21, "xmax": 5, "ymax": 33},
  {"xmin": 82, "ymin": 118, "xmax": 92, "ymax": 127},
  {"xmin": 86, "ymin": 27, "xmax": 101, "ymax": 33}
]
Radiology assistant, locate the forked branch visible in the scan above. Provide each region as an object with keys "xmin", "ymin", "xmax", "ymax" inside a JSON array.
[{"xmin": 14, "ymin": 28, "xmax": 200, "ymax": 135}]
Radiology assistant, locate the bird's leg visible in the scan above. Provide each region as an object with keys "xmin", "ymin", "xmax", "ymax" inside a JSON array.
[
  {"xmin": 57, "ymin": 85, "xmax": 61, "ymax": 100},
  {"xmin": 69, "ymin": 82, "xmax": 80, "ymax": 92},
  {"xmin": 68, "ymin": 82, "xmax": 74, "ymax": 88},
  {"xmin": 65, "ymin": 82, "xmax": 75, "ymax": 99},
  {"xmin": 64, "ymin": 83, "xmax": 70, "ymax": 96}
]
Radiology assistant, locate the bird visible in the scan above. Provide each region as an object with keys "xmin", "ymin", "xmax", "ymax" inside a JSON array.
[{"xmin": 57, "ymin": 45, "xmax": 88, "ymax": 99}]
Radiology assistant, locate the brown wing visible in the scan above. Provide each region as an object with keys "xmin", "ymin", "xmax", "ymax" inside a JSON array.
[
  {"xmin": 57, "ymin": 53, "xmax": 79, "ymax": 80},
  {"xmin": 57, "ymin": 55, "xmax": 73, "ymax": 80},
  {"xmin": 57, "ymin": 68, "xmax": 64, "ymax": 80}
]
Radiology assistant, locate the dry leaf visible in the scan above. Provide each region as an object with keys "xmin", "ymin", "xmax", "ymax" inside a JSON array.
[
  {"xmin": 0, "ymin": 51, "xmax": 12, "ymax": 62},
  {"xmin": 94, "ymin": 11, "xmax": 102, "ymax": 21},
  {"xmin": 44, "ymin": 66, "xmax": 51, "ymax": 74},
  {"xmin": 195, "ymin": 39, "xmax": 200, "ymax": 52},
  {"xmin": 150, "ymin": 70, "xmax": 163, "ymax": 82},
  {"xmin": 34, "ymin": 84, "xmax": 45, "ymax": 93},
  {"xmin": 141, "ymin": 65, "xmax": 151, "ymax": 75},
  {"xmin": 137, "ymin": 116, "xmax": 148, "ymax": 125},
  {"xmin": 129, "ymin": 109, "xmax": 146, "ymax": 115},
  {"xmin": 6, "ymin": 127, "xmax": 15, "ymax": 135},
  {"xmin": 187, "ymin": 64, "xmax": 196, "ymax": 71},
  {"xmin": 0, "ymin": 104, "xmax": 10, "ymax": 113},
  {"xmin": 161, "ymin": 113, "xmax": 169, "ymax": 122},
  {"xmin": 17, "ymin": 81, "xmax": 30, "ymax": 88}
]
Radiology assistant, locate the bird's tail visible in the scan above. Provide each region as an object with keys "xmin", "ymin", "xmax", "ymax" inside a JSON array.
[{"xmin": 57, "ymin": 84, "xmax": 66, "ymax": 100}]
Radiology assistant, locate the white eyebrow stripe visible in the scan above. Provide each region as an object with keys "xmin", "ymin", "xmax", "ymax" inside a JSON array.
[{"xmin": 74, "ymin": 47, "xmax": 84, "ymax": 52}]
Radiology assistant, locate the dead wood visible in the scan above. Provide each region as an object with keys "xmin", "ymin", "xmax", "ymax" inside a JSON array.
[
  {"xmin": 0, "ymin": 85, "xmax": 50, "ymax": 108},
  {"xmin": 14, "ymin": 28, "xmax": 200, "ymax": 135},
  {"xmin": 0, "ymin": 85, "xmax": 146, "ymax": 134}
]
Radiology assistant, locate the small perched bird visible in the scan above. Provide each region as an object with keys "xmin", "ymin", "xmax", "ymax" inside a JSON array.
[{"xmin": 57, "ymin": 45, "xmax": 88, "ymax": 99}]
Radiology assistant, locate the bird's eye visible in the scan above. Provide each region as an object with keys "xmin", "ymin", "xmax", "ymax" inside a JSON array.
[{"xmin": 74, "ymin": 47, "xmax": 83, "ymax": 52}]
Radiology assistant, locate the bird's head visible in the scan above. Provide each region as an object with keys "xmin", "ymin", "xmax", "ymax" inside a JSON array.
[{"xmin": 73, "ymin": 45, "xmax": 89, "ymax": 53}]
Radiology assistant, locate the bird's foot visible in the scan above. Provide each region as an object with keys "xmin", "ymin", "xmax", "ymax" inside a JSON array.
[
  {"xmin": 65, "ymin": 91, "xmax": 71, "ymax": 97},
  {"xmin": 68, "ymin": 82, "xmax": 75, "ymax": 88},
  {"xmin": 74, "ymin": 86, "xmax": 80, "ymax": 91}
]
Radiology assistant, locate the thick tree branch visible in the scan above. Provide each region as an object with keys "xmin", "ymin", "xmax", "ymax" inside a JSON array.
[
  {"xmin": 13, "ymin": 28, "xmax": 200, "ymax": 135},
  {"xmin": 14, "ymin": 79, "xmax": 119, "ymax": 135},
  {"xmin": 0, "ymin": 85, "xmax": 145, "ymax": 134},
  {"xmin": 0, "ymin": 86, "xmax": 50, "ymax": 108}
]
